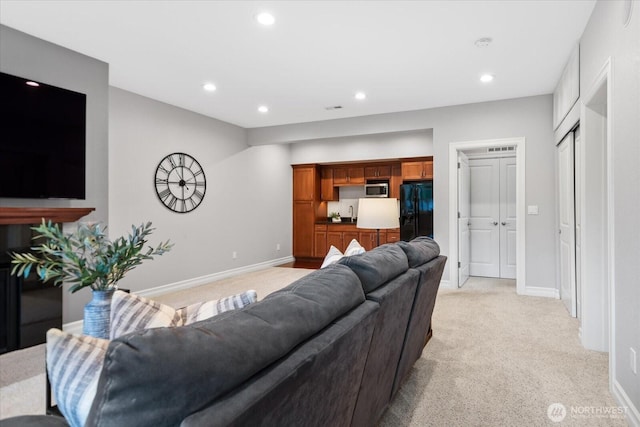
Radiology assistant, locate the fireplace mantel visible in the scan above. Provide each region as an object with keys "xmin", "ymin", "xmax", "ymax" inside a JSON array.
[{"xmin": 0, "ymin": 207, "xmax": 95, "ymax": 225}]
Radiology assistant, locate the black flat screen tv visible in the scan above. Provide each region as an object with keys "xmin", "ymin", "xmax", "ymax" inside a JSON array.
[{"xmin": 0, "ymin": 71, "xmax": 86, "ymax": 199}]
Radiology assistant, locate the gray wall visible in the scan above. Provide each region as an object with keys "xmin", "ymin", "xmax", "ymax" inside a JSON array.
[
  {"xmin": 0, "ymin": 25, "xmax": 109, "ymax": 322},
  {"xmin": 290, "ymin": 129, "xmax": 433, "ymax": 164},
  {"xmin": 580, "ymin": 0, "xmax": 639, "ymax": 414},
  {"xmin": 249, "ymin": 95, "xmax": 556, "ymax": 290},
  {"xmin": 108, "ymin": 88, "xmax": 293, "ymax": 294}
]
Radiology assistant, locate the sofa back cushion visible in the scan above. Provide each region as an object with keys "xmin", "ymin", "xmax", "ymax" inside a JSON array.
[
  {"xmin": 86, "ymin": 264, "xmax": 364, "ymax": 427},
  {"xmin": 181, "ymin": 301, "xmax": 380, "ymax": 427},
  {"xmin": 396, "ymin": 236, "xmax": 440, "ymax": 268},
  {"xmin": 338, "ymin": 243, "xmax": 409, "ymax": 293}
]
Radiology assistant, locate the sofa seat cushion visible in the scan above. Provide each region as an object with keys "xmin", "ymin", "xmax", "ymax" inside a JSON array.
[
  {"xmin": 86, "ymin": 264, "xmax": 365, "ymax": 427},
  {"xmin": 396, "ymin": 236, "xmax": 440, "ymax": 268},
  {"xmin": 0, "ymin": 415, "xmax": 68, "ymax": 427},
  {"xmin": 338, "ymin": 243, "xmax": 409, "ymax": 293}
]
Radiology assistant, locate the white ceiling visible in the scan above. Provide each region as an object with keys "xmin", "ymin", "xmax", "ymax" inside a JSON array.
[{"xmin": 0, "ymin": 0, "xmax": 596, "ymax": 129}]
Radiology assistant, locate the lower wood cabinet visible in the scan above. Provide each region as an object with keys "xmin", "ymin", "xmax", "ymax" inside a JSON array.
[
  {"xmin": 314, "ymin": 225, "xmax": 327, "ymax": 258},
  {"xmin": 293, "ymin": 201, "xmax": 315, "ymax": 258},
  {"xmin": 314, "ymin": 225, "xmax": 401, "ymax": 256},
  {"xmin": 359, "ymin": 231, "xmax": 385, "ymax": 251}
]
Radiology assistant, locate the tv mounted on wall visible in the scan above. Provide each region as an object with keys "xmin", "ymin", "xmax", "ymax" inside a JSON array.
[{"xmin": 0, "ymin": 71, "xmax": 86, "ymax": 199}]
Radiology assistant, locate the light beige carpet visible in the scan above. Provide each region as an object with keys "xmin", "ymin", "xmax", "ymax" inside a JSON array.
[
  {"xmin": 0, "ymin": 272, "xmax": 628, "ymax": 426},
  {"xmin": 380, "ymin": 277, "xmax": 627, "ymax": 427}
]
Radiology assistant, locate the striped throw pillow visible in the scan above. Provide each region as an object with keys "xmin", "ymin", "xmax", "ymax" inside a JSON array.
[
  {"xmin": 182, "ymin": 290, "xmax": 258, "ymax": 324},
  {"xmin": 109, "ymin": 291, "xmax": 182, "ymax": 339},
  {"xmin": 46, "ymin": 329, "xmax": 109, "ymax": 427},
  {"xmin": 109, "ymin": 289, "xmax": 258, "ymax": 339}
]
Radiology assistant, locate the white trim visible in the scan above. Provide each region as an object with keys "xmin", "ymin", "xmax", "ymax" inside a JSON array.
[
  {"xmin": 438, "ymin": 279, "xmax": 453, "ymax": 290},
  {"xmin": 448, "ymin": 137, "xmax": 526, "ymax": 294},
  {"xmin": 62, "ymin": 319, "xmax": 83, "ymax": 335},
  {"xmin": 137, "ymin": 256, "xmax": 295, "ymax": 298},
  {"xmin": 579, "ymin": 57, "xmax": 614, "ymax": 351},
  {"xmin": 612, "ymin": 379, "xmax": 640, "ymax": 427},
  {"xmin": 62, "ymin": 256, "xmax": 295, "ymax": 333},
  {"xmin": 522, "ymin": 286, "xmax": 560, "ymax": 299}
]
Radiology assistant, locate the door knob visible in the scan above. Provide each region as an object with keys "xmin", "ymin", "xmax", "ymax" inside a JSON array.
[
  {"xmin": 501, "ymin": 222, "xmax": 507, "ymax": 226},
  {"xmin": 492, "ymin": 221, "xmax": 498, "ymax": 226}
]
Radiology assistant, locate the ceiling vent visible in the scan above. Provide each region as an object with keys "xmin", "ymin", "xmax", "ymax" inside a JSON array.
[
  {"xmin": 325, "ymin": 105, "xmax": 343, "ymax": 110},
  {"xmin": 487, "ymin": 146, "xmax": 515, "ymax": 153}
]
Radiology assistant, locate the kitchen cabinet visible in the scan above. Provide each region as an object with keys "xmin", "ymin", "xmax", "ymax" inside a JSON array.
[
  {"xmin": 314, "ymin": 224, "xmax": 327, "ymax": 258},
  {"xmin": 358, "ymin": 231, "xmax": 386, "ymax": 251},
  {"xmin": 390, "ymin": 163, "xmax": 402, "ymax": 200},
  {"xmin": 333, "ymin": 167, "xmax": 365, "ymax": 186},
  {"xmin": 402, "ymin": 160, "xmax": 433, "ymax": 180},
  {"xmin": 292, "ymin": 165, "xmax": 324, "ymax": 259},
  {"xmin": 293, "ymin": 201, "xmax": 315, "ymax": 257},
  {"xmin": 364, "ymin": 165, "xmax": 392, "ymax": 180},
  {"xmin": 325, "ymin": 224, "xmax": 359, "ymax": 253},
  {"xmin": 386, "ymin": 230, "xmax": 400, "ymax": 243},
  {"xmin": 320, "ymin": 167, "xmax": 338, "ymax": 201},
  {"xmin": 293, "ymin": 165, "xmax": 318, "ymax": 201}
]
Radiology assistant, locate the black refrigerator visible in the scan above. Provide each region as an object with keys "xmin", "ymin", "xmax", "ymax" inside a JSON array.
[{"xmin": 400, "ymin": 182, "xmax": 433, "ymax": 241}]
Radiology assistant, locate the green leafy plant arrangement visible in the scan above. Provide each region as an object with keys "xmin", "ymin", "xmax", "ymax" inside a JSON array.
[{"xmin": 10, "ymin": 220, "xmax": 173, "ymax": 293}]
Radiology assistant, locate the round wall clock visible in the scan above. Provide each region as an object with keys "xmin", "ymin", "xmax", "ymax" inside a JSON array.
[{"xmin": 154, "ymin": 152, "xmax": 206, "ymax": 213}]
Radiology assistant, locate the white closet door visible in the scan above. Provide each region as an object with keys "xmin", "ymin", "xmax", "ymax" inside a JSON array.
[
  {"xmin": 469, "ymin": 159, "xmax": 500, "ymax": 278},
  {"xmin": 499, "ymin": 157, "xmax": 517, "ymax": 279},
  {"xmin": 458, "ymin": 152, "xmax": 471, "ymax": 287},
  {"xmin": 574, "ymin": 127, "xmax": 582, "ymax": 319},
  {"xmin": 557, "ymin": 133, "xmax": 577, "ymax": 316}
]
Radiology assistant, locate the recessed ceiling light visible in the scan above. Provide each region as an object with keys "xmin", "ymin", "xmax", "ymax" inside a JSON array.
[
  {"xmin": 480, "ymin": 74, "xmax": 494, "ymax": 83},
  {"xmin": 258, "ymin": 105, "xmax": 269, "ymax": 113},
  {"xmin": 256, "ymin": 12, "xmax": 275, "ymax": 26},
  {"xmin": 26, "ymin": 81, "xmax": 40, "ymax": 87},
  {"xmin": 203, "ymin": 82, "xmax": 217, "ymax": 92},
  {"xmin": 475, "ymin": 37, "xmax": 493, "ymax": 48},
  {"xmin": 355, "ymin": 91, "xmax": 367, "ymax": 100}
]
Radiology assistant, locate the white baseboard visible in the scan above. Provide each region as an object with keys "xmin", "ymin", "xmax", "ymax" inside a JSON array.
[
  {"xmin": 612, "ymin": 379, "xmax": 640, "ymax": 427},
  {"xmin": 62, "ymin": 255, "xmax": 295, "ymax": 333},
  {"xmin": 439, "ymin": 279, "xmax": 454, "ymax": 289},
  {"xmin": 63, "ymin": 319, "xmax": 83, "ymax": 335},
  {"xmin": 521, "ymin": 286, "xmax": 560, "ymax": 299}
]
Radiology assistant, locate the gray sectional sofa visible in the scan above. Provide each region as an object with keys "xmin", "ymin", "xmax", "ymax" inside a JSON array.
[{"xmin": 2, "ymin": 237, "xmax": 446, "ymax": 427}]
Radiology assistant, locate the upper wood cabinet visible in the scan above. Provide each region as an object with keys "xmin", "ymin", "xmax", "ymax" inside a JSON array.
[
  {"xmin": 401, "ymin": 160, "xmax": 433, "ymax": 180},
  {"xmin": 389, "ymin": 163, "xmax": 402, "ymax": 200},
  {"xmin": 320, "ymin": 167, "xmax": 338, "ymax": 201},
  {"xmin": 364, "ymin": 165, "xmax": 392, "ymax": 179},
  {"xmin": 333, "ymin": 167, "xmax": 365, "ymax": 186},
  {"xmin": 293, "ymin": 165, "xmax": 319, "ymax": 201}
]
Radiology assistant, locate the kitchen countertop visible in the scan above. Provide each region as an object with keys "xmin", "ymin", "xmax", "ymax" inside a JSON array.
[{"xmin": 316, "ymin": 219, "xmax": 357, "ymax": 225}]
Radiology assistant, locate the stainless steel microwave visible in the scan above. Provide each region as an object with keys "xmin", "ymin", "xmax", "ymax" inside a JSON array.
[{"xmin": 365, "ymin": 183, "xmax": 389, "ymax": 198}]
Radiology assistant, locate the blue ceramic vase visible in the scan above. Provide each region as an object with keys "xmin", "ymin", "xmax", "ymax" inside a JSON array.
[{"xmin": 83, "ymin": 289, "xmax": 115, "ymax": 339}]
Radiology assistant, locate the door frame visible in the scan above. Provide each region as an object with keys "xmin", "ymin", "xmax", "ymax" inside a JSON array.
[
  {"xmin": 579, "ymin": 58, "xmax": 614, "ymax": 357},
  {"xmin": 448, "ymin": 137, "xmax": 526, "ymax": 294}
]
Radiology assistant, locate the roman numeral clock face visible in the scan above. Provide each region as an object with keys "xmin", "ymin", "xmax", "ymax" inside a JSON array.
[{"xmin": 154, "ymin": 152, "xmax": 206, "ymax": 213}]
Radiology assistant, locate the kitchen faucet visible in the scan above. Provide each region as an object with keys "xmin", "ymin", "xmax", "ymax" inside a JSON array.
[{"xmin": 349, "ymin": 205, "xmax": 354, "ymax": 220}]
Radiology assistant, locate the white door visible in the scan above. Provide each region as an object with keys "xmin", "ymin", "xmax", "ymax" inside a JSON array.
[
  {"xmin": 574, "ymin": 127, "xmax": 582, "ymax": 319},
  {"xmin": 458, "ymin": 152, "xmax": 470, "ymax": 287},
  {"xmin": 499, "ymin": 157, "xmax": 517, "ymax": 279},
  {"xmin": 557, "ymin": 133, "xmax": 577, "ymax": 316},
  {"xmin": 469, "ymin": 159, "xmax": 500, "ymax": 277}
]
